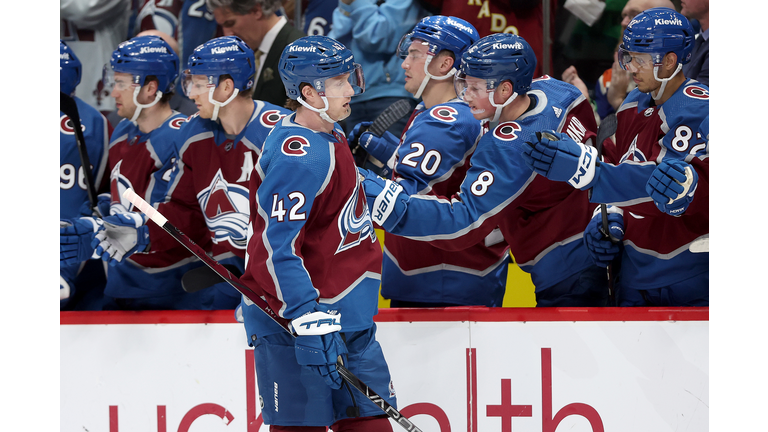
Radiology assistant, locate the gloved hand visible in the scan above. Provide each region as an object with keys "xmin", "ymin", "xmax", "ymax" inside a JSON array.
[
  {"xmin": 358, "ymin": 168, "xmax": 408, "ymax": 231},
  {"xmin": 292, "ymin": 309, "xmax": 346, "ymax": 389},
  {"xmin": 347, "ymin": 121, "xmax": 372, "ymax": 146},
  {"xmin": 60, "ymin": 217, "xmax": 103, "ymax": 266},
  {"xmin": 645, "ymin": 159, "xmax": 698, "ymax": 216},
  {"xmin": 92, "ymin": 212, "xmax": 149, "ymax": 266},
  {"xmin": 522, "ymin": 131, "xmax": 599, "ymax": 189},
  {"xmin": 583, "ymin": 206, "xmax": 624, "ymax": 268},
  {"xmin": 358, "ymin": 129, "xmax": 400, "ymax": 165},
  {"xmin": 78, "ymin": 193, "xmax": 112, "ymax": 218}
]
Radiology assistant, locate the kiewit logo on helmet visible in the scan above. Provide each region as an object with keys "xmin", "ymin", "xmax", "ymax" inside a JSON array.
[
  {"xmin": 211, "ymin": 45, "xmax": 238, "ymax": 54},
  {"xmin": 446, "ymin": 18, "xmax": 474, "ymax": 35},
  {"xmin": 493, "ymin": 42, "xmax": 523, "ymax": 50},
  {"xmin": 655, "ymin": 17, "xmax": 683, "ymax": 26},
  {"xmin": 289, "ymin": 45, "xmax": 316, "ymax": 52},
  {"xmin": 60, "ymin": 53, "xmax": 70, "ymax": 60},
  {"xmin": 140, "ymin": 46, "xmax": 168, "ymax": 54}
]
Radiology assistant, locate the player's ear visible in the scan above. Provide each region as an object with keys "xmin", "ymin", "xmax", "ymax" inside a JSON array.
[
  {"xmin": 300, "ymin": 83, "xmax": 317, "ymax": 102},
  {"xmin": 143, "ymin": 78, "xmax": 159, "ymax": 97},
  {"xmin": 439, "ymin": 52, "xmax": 455, "ymax": 74},
  {"xmin": 663, "ymin": 52, "xmax": 679, "ymax": 72}
]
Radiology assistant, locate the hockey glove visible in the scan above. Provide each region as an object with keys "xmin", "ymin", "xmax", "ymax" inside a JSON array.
[
  {"xmin": 522, "ymin": 131, "xmax": 599, "ymax": 189},
  {"xmin": 358, "ymin": 129, "xmax": 400, "ymax": 166},
  {"xmin": 358, "ymin": 168, "xmax": 409, "ymax": 232},
  {"xmin": 583, "ymin": 206, "xmax": 624, "ymax": 268},
  {"xmin": 92, "ymin": 212, "xmax": 149, "ymax": 266},
  {"xmin": 645, "ymin": 159, "xmax": 698, "ymax": 216},
  {"xmin": 78, "ymin": 193, "xmax": 112, "ymax": 218},
  {"xmin": 292, "ymin": 310, "xmax": 346, "ymax": 389},
  {"xmin": 347, "ymin": 121, "xmax": 373, "ymax": 146},
  {"xmin": 60, "ymin": 217, "xmax": 103, "ymax": 266}
]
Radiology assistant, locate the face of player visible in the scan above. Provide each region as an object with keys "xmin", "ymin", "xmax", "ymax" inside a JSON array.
[
  {"xmin": 322, "ymin": 73, "xmax": 354, "ymax": 122},
  {"xmin": 187, "ymin": 75, "xmax": 231, "ymax": 119},
  {"xmin": 110, "ymin": 72, "xmax": 147, "ymax": 119},
  {"xmin": 460, "ymin": 76, "xmax": 493, "ymax": 120},
  {"xmin": 213, "ymin": 7, "xmax": 263, "ymax": 53},
  {"xmin": 400, "ymin": 39, "xmax": 430, "ymax": 96},
  {"xmin": 622, "ymin": 51, "xmax": 659, "ymax": 93}
]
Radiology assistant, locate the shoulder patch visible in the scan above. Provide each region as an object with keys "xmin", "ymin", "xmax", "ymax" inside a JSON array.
[
  {"xmin": 683, "ymin": 85, "xmax": 709, "ymax": 100},
  {"xmin": 60, "ymin": 114, "xmax": 84, "ymax": 135},
  {"xmin": 281, "ymin": 135, "xmax": 311, "ymax": 156},
  {"xmin": 169, "ymin": 117, "xmax": 186, "ymax": 129},
  {"xmin": 493, "ymin": 122, "xmax": 522, "ymax": 141},
  {"xmin": 429, "ymin": 105, "xmax": 459, "ymax": 123},
  {"xmin": 259, "ymin": 109, "xmax": 288, "ymax": 128}
]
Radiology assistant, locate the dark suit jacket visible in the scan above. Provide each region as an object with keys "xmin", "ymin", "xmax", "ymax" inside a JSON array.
[
  {"xmin": 252, "ymin": 23, "xmax": 306, "ymax": 108},
  {"xmin": 683, "ymin": 34, "xmax": 709, "ymax": 87}
]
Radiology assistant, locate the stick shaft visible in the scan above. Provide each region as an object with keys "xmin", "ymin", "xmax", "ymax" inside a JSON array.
[{"xmin": 61, "ymin": 92, "xmax": 100, "ymax": 216}]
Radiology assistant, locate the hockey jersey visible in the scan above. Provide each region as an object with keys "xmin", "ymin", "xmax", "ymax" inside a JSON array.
[
  {"xmin": 144, "ymin": 100, "xmax": 290, "ymax": 299},
  {"xmin": 382, "ymin": 99, "xmax": 510, "ymax": 306},
  {"xmin": 388, "ymin": 77, "xmax": 600, "ymax": 291},
  {"xmin": 102, "ymin": 111, "xmax": 206, "ymax": 299},
  {"xmin": 240, "ymin": 114, "xmax": 383, "ymax": 337},
  {"xmin": 60, "ymin": 96, "xmax": 110, "ymax": 306},
  {"xmin": 590, "ymin": 79, "xmax": 709, "ymax": 290}
]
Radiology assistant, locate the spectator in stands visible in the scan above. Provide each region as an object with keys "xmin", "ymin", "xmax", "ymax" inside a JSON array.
[
  {"xmin": 680, "ymin": 0, "xmax": 708, "ymax": 86},
  {"xmin": 206, "ymin": 0, "xmax": 305, "ymax": 107},
  {"xmin": 328, "ymin": 0, "xmax": 428, "ymax": 137}
]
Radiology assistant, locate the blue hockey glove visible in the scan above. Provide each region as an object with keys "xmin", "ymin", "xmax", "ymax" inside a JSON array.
[
  {"xmin": 358, "ymin": 129, "xmax": 400, "ymax": 165},
  {"xmin": 292, "ymin": 310, "xmax": 347, "ymax": 389},
  {"xmin": 60, "ymin": 217, "xmax": 103, "ymax": 266},
  {"xmin": 347, "ymin": 121, "xmax": 372, "ymax": 146},
  {"xmin": 645, "ymin": 159, "xmax": 699, "ymax": 216},
  {"xmin": 92, "ymin": 212, "xmax": 149, "ymax": 266},
  {"xmin": 522, "ymin": 131, "xmax": 599, "ymax": 189},
  {"xmin": 583, "ymin": 206, "xmax": 625, "ymax": 268},
  {"xmin": 358, "ymin": 168, "xmax": 409, "ymax": 232},
  {"xmin": 78, "ymin": 193, "xmax": 112, "ymax": 218}
]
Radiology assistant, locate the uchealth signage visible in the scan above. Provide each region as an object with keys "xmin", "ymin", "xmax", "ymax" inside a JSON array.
[{"xmin": 61, "ymin": 308, "xmax": 708, "ymax": 432}]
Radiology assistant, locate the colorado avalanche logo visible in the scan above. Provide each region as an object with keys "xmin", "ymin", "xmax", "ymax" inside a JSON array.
[
  {"xmin": 60, "ymin": 115, "xmax": 85, "ymax": 135},
  {"xmin": 109, "ymin": 160, "xmax": 135, "ymax": 213},
  {"xmin": 429, "ymin": 105, "xmax": 459, "ymax": 123},
  {"xmin": 619, "ymin": 135, "xmax": 648, "ymax": 163},
  {"xmin": 336, "ymin": 181, "xmax": 375, "ymax": 254},
  {"xmin": 493, "ymin": 122, "xmax": 522, "ymax": 141},
  {"xmin": 169, "ymin": 117, "xmax": 186, "ymax": 129},
  {"xmin": 197, "ymin": 169, "xmax": 250, "ymax": 249},
  {"xmin": 683, "ymin": 85, "xmax": 709, "ymax": 100},
  {"xmin": 259, "ymin": 110, "xmax": 287, "ymax": 128},
  {"xmin": 282, "ymin": 136, "xmax": 311, "ymax": 156}
]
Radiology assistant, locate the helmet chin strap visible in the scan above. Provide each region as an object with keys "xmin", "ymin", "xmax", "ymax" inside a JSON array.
[
  {"xmin": 298, "ymin": 95, "xmax": 341, "ymax": 124},
  {"xmin": 651, "ymin": 63, "xmax": 682, "ymax": 101},
  {"xmin": 488, "ymin": 90, "xmax": 518, "ymax": 122},
  {"xmin": 130, "ymin": 86, "xmax": 163, "ymax": 123},
  {"xmin": 208, "ymin": 86, "xmax": 240, "ymax": 122},
  {"xmin": 414, "ymin": 55, "xmax": 456, "ymax": 99}
]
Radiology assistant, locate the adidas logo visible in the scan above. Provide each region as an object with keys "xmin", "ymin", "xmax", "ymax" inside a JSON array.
[{"xmin": 553, "ymin": 106, "xmax": 562, "ymax": 118}]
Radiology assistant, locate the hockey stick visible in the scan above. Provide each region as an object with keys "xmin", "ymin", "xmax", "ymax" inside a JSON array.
[
  {"xmin": 181, "ymin": 263, "xmax": 243, "ymax": 293},
  {"xmin": 122, "ymin": 188, "xmax": 423, "ymax": 431},
  {"xmin": 349, "ymin": 98, "xmax": 413, "ymax": 168},
  {"xmin": 593, "ymin": 113, "xmax": 618, "ymax": 304},
  {"xmin": 60, "ymin": 92, "xmax": 101, "ymax": 217}
]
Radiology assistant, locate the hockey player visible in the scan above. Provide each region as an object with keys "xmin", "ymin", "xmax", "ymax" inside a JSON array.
[
  {"xmin": 61, "ymin": 35, "xmax": 224, "ymax": 310},
  {"xmin": 91, "ymin": 36, "xmax": 291, "ymax": 309},
  {"xmin": 348, "ymin": 15, "xmax": 511, "ymax": 307},
  {"xmin": 523, "ymin": 8, "xmax": 709, "ymax": 306},
  {"xmin": 238, "ymin": 35, "xmax": 396, "ymax": 430},
  {"xmin": 360, "ymin": 33, "xmax": 610, "ymax": 306},
  {"xmin": 59, "ymin": 40, "xmax": 110, "ymax": 310}
]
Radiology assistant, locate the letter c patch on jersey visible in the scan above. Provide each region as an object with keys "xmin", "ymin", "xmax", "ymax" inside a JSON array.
[
  {"xmin": 169, "ymin": 117, "xmax": 186, "ymax": 129},
  {"xmin": 259, "ymin": 110, "xmax": 287, "ymax": 128},
  {"xmin": 281, "ymin": 136, "xmax": 310, "ymax": 156},
  {"xmin": 493, "ymin": 121, "xmax": 522, "ymax": 141},
  {"xmin": 429, "ymin": 105, "xmax": 459, "ymax": 123},
  {"xmin": 683, "ymin": 85, "xmax": 709, "ymax": 100},
  {"xmin": 60, "ymin": 115, "xmax": 85, "ymax": 135}
]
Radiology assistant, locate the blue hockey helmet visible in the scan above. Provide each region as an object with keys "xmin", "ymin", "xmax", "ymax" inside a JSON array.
[
  {"xmin": 183, "ymin": 36, "xmax": 256, "ymax": 95},
  {"xmin": 456, "ymin": 33, "xmax": 536, "ymax": 96},
  {"xmin": 397, "ymin": 15, "xmax": 479, "ymax": 62},
  {"xmin": 278, "ymin": 35, "xmax": 364, "ymax": 100},
  {"xmin": 618, "ymin": 7, "xmax": 694, "ymax": 69},
  {"xmin": 454, "ymin": 33, "xmax": 537, "ymax": 122},
  {"xmin": 105, "ymin": 35, "xmax": 180, "ymax": 93},
  {"xmin": 60, "ymin": 40, "xmax": 82, "ymax": 95}
]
